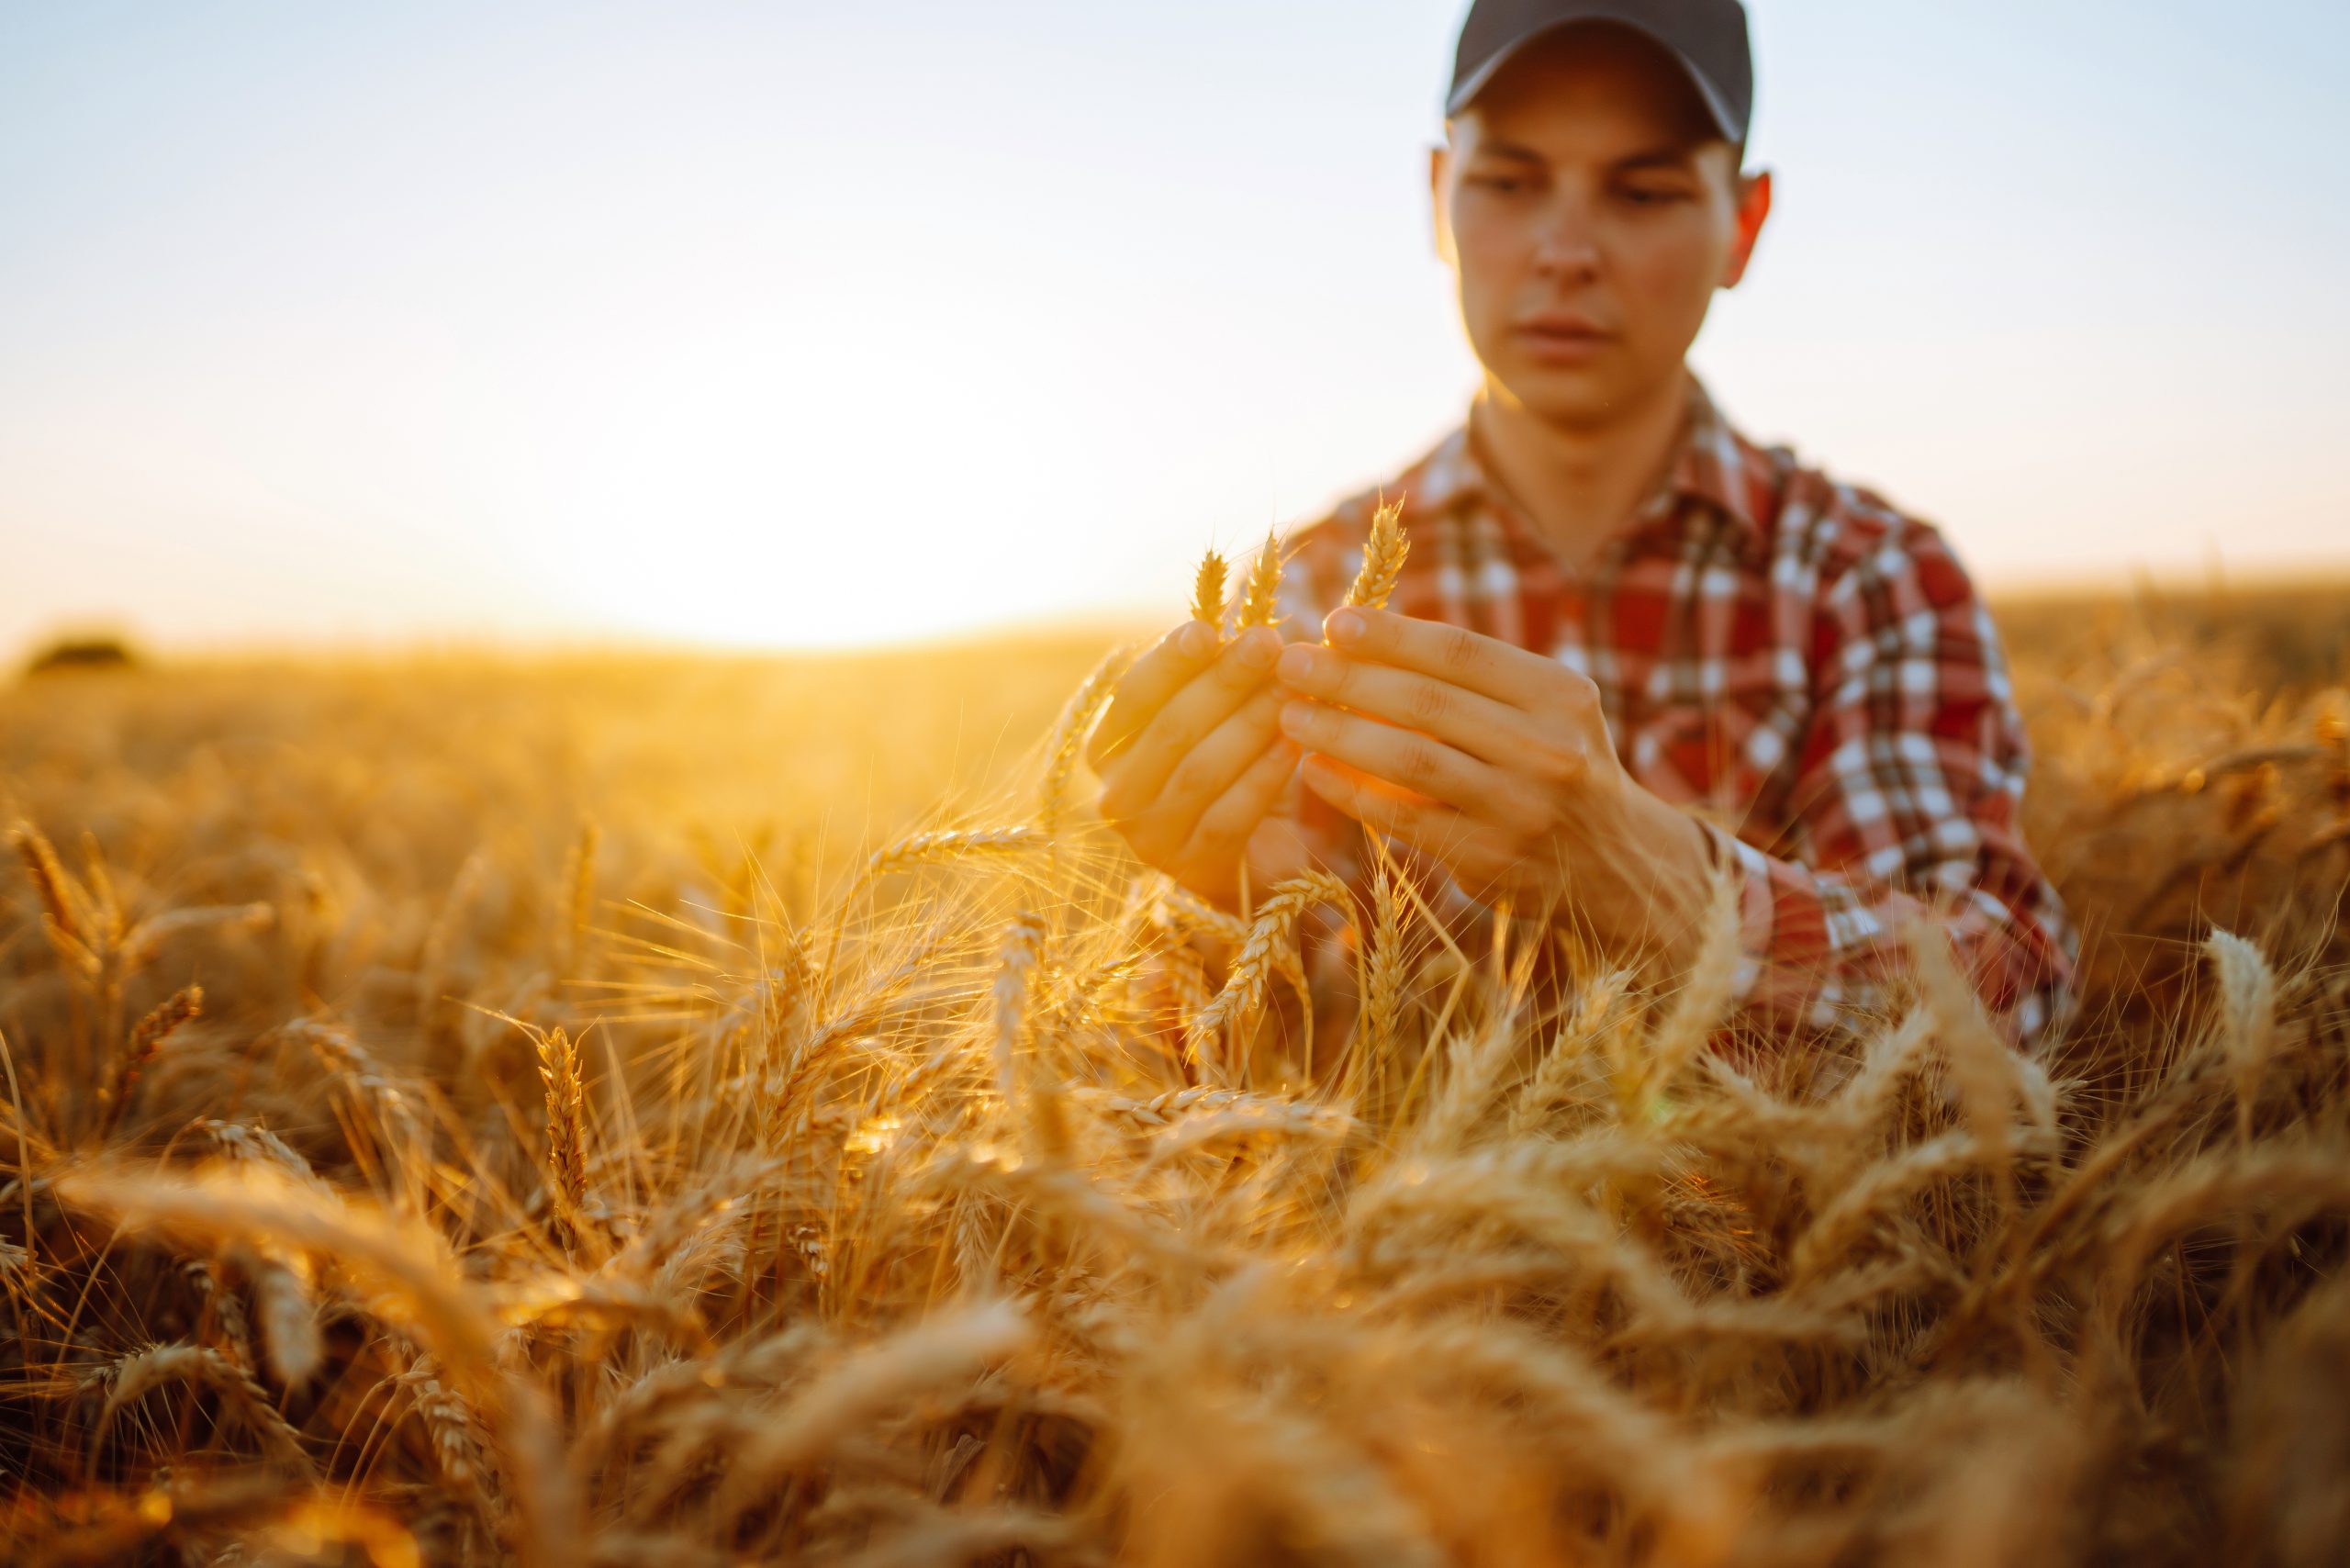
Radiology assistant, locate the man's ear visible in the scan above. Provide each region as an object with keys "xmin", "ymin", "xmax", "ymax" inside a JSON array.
[
  {"xmin": 1428, "ymin": 141, "xmax": 1455, "ymax": 264},
  {"xmin": 1722, "ymin": 167, "xmax": 1773, "ymax": 288}
]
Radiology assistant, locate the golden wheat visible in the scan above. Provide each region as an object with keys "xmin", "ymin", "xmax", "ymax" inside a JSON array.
[
  {"xmin": 1182, "ymin": 870, "xmax": 1350, "ymax": 1074},
  {"xmin": 1234, "ymin": 530, "xmax": 1285, "ymax": 630},
  {"xmin": 1342, "ymin": 498, "xmax": 1410, "ymax": 611},
  {"xmin": 1189, "ymin": 549, "xmax": 1228, "ymax": 632},
  {"xmin": 535, "ymin": 1024, "xmax": 590, "ymax": 1247},
  {"xmin": 2, "ymin": 592, "xmax": 2346, "ymax": 1566}
]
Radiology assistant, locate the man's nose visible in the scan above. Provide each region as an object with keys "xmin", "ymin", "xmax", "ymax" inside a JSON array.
[{"xmin": 1531, "ymin": 198, "xmax": 1603, "ymax": 280}]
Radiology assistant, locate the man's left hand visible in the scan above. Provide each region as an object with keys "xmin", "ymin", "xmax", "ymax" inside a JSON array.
[{"xmin": 1271, "ymin": 606, "xmax": 1715, "ymax": 961}]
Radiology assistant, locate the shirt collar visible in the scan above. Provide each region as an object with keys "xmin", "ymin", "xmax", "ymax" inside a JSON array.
[
  {"xmin": 1658, "ymin": 375, "xmax": 1763, "ymax": 539},
  {"xmin": 1413, "ymin": 374, "xmax": 1763, "ymax": 545}
]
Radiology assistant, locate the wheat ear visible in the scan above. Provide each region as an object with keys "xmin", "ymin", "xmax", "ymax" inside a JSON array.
[
  {"xmin": 711, "ymin": 1302, "xmax": 1031, "ymax": 1530},
  {"xmin": 2205, "ymin": 928, "xmax": 2277, "ymax": 1143},
  {"xmin": 251, "ymin": 1252, "xmax": 323, "ymax": 1388},
  {"xmin": 865, "ymin": 825, "xmax": 1043, "ymax": 881},
  {"xmin": 397, "ymin": 1352, "xmax": 487, "ymax": 1501},
  {"xmin": 98, "ymin": 984, "xmax": 202, "ymax": 1137},
  {"xmin": 1191, "ymin": 549, "xmax": 1230, "ymax": 632},
  {"xmin": 560, "ymin": 818, "xmax": 599, "ymax": 975},
  {"xmin": 8, "ymin": 820, "xmax": 85, "ymax": 941},
  {"xmin": 1185, "ymin": 872, "xmax": 1351, "ymax": 1068},
  {"xmin": 1152, "ymin": 873, "xmax": 1251, "ymax": 946},
  {"xmin": 537, "ymin": 1025, "xmax": 589, "ymax": 1240},
  {"xmin": 1234, "ymin": 530, "xmax": 1285, "ymax": 629},
  {"xmin": 1629, "ymin": 867, "xmax": 1743, "ymax": 1115},
  {"xmin": 10, "ymin": 820, "xmax": 101, "ymax": 979},
  {"xmin": 991, "ymin": 909, "xmax": 1070, "ymax": 1159},
  {"xmin": 96, "ymin": 1342, "xmax": 309, "ymax": 1469},
  {"xmin": 1350, "ymin": 863, "xmax": 1409, "ymax": 1103},
  {"xmin": 1341, "ymin": 500, "xmax": 1409, "ymax": 611}
]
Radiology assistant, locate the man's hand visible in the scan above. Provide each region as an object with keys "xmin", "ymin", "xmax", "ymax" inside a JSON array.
[
  {"xmin": 1271, "ymin": 606, "xmax": 1714, "ymax": 960},
  {"xmin": 1088, "ymin": 620, "xmax": 1326, "ymax": 912}
]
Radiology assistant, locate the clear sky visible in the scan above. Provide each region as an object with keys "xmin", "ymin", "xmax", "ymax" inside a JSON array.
[{"xmin": 4, "ymin": 1, "xmax": 2345, "ymax": 653}]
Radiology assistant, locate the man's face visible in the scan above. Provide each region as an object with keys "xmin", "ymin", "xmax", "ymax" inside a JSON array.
[{"xmin": 1435, "ymin": 25, "xmax": 1768, "ymax": 428}]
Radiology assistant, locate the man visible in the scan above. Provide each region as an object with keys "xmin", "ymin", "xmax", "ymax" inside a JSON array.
[{"xmin": 1087, "ymin": 0, "xmax": 2076, "ymax": 1047}]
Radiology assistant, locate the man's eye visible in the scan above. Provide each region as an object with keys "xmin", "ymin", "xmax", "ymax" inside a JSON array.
[
  {"xmin": 1622, "ymin": 186, "xmax": 1690, "ymax": 205},
  {"xmin": 1467, "ymin": 174, "xmax": 1525, "ymax": 194}
]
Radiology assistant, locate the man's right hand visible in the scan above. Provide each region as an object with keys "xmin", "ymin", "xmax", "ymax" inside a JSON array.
[{"xmin": 1087, "ymin": 620, "xmax": 1309, "ymax": 912}]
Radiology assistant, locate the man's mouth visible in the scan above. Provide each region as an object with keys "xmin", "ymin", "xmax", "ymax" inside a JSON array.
[{"xmin": 1515, "ymin": 313, "xmax": 1616, "ymax": 364}]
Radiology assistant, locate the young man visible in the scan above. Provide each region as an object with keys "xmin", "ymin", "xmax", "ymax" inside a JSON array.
[{"xmin": 1087, "ymin": 0, "xmax": 2076, "ymax": 1047}]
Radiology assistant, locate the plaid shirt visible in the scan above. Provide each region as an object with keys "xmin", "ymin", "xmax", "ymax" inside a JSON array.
[{"xmin": 1272, "ymin": 376, "xmax": 2077, "ymax": 1047}]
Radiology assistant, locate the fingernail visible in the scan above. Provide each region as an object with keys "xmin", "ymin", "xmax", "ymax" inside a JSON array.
[
  {"xmin": 1178, "ymin": 622, "xmax": 1213, "ymax": 658},
  {"xmin": 1280, "ymin": 700, "xmax": 1313, "ymax": 735},
  {"xmin": 1237, "ymin": 629, "xmax": 1278, "ymax": 670},
  {"xmin": 1326, "ymin": 609, "xmax": 1364, "ymax": 645},
  {"xmin": 1275, "ymin": 644, "xmax": 1315, "ymax": 682}
]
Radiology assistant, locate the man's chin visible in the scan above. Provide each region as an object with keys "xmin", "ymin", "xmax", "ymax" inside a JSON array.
[
  {"xmin": 1484, "ymin": 371, "xmax": 1635, "ymax": 432},
  {"xmin": 1484, "ymin": 345, "xmax": 1692, "ymax": 425}
]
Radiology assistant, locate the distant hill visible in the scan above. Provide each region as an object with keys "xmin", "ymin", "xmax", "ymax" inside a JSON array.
[{"xmin": 22, "ymin": 635, "xmax": 143, "ymax": 678}]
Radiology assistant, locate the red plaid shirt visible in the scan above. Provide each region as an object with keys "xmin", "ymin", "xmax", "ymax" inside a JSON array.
[{"xmin": 1274, "ymin": 376, "xmax": 2077, "ymax": 1047}]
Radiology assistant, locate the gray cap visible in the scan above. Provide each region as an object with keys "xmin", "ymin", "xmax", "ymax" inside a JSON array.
[{"xmin": 1446, "ymin": 0, "xmax": 1753, "ymax": 143}]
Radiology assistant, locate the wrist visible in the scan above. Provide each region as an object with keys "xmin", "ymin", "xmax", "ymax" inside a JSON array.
[{"xmin": 1585, "ymin": 783, "xmax": 1715, "ymax": 967}]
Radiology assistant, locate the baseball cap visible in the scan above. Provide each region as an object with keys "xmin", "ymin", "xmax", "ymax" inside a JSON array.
[{"xmin": 1446, "ymin": 0, "xmax": 1753, "ymax": 145}]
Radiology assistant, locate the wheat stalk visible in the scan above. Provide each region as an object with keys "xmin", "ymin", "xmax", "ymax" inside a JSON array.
[{"xmin": 1037, "ymin": 643, "xmax": 1140, "ymax": 832}]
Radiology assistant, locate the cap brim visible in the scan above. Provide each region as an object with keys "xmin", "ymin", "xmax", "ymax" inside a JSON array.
[{"xmin": 1444, "ymin": 16, "xmax": 1742, "ymax": 141}]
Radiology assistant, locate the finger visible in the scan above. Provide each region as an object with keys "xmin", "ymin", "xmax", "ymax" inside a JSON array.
[
  {"xmin": 1273, "ymin": 642, "xmax": 1523, "ymax": 767},
  {"xmin": 1112, "ymin": 686, "xmax": 1283, "ymax": 849},
  {"xmin": 1279, "ymin": 697, "xmax": 1498, "ymax": 814},
  {"xmin": 1296, "ymin": 752, "xmax": 1475, "ymax": 857},
  {"xmin": 1178, "ymin": 734, "xmax": 1304, "ymax": 868},
  {"xmin": 1098, "ymin": 627, "xmax": 1283, "ymax": 819},
  {"xmin": 1088, "ymin": 621, "xmax": 1221, "ymax": 770},
  {"xmin": 1321, "ymin": 607, "xmax": 1552, "ymax": 711}
]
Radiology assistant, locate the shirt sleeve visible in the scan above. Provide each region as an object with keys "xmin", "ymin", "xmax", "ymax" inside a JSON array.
[{"xmin": 1704, "ymin": 521, "xmax": 2078, "ymax": 1048}]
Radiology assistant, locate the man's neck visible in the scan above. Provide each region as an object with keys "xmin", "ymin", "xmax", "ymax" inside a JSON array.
[{"xmin": 1469, "ymin": 366, "xmax": 1693, "ymax": 573}]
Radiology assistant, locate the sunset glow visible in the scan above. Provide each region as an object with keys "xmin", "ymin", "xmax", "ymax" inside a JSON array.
[{"xmin": 5, "ymin": 1, "xmax": 2344, "ymax": 654}]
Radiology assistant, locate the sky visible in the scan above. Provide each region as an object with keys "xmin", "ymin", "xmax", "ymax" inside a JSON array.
[{"xmin": 3, "ymin": 0, "xmax": 2345, "ymax": 654}]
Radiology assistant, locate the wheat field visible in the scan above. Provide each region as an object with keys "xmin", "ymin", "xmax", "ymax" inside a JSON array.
[{"xmin": 2, "ymin": 582, "xmax": 2346, "ymax": 1567}]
